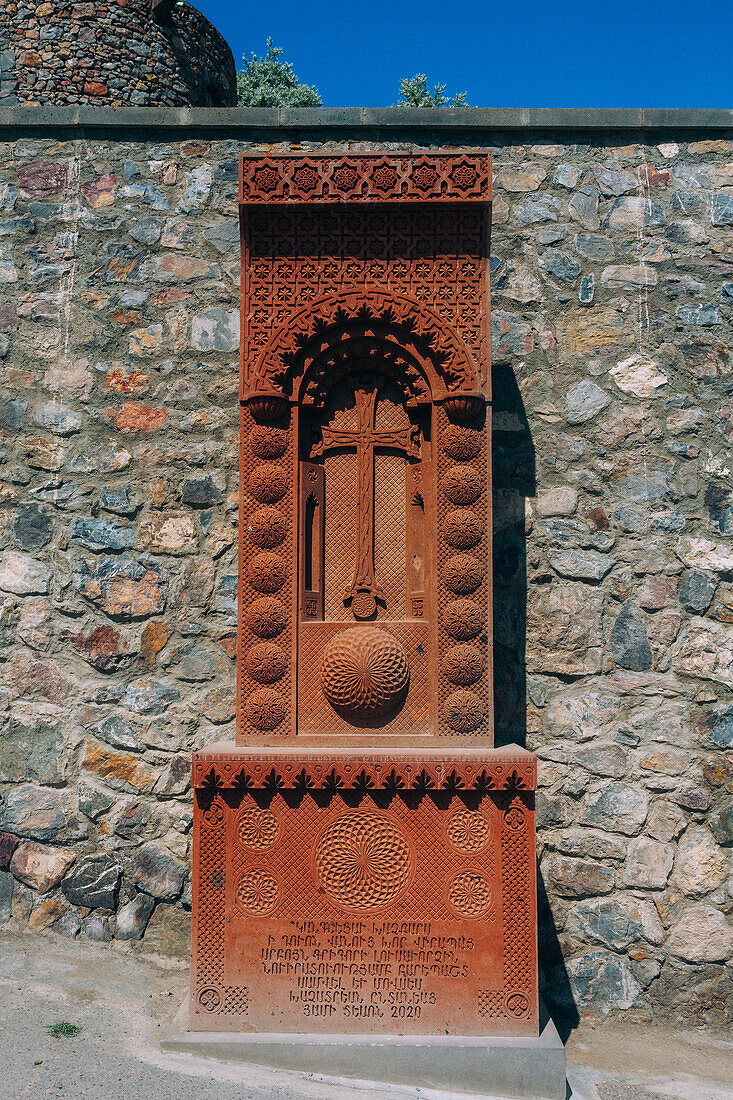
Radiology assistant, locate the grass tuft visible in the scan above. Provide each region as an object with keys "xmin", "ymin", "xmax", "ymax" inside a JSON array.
[{"xmin": 46, "ymin": 1022, "xmax": 81, "ymax": 1039}]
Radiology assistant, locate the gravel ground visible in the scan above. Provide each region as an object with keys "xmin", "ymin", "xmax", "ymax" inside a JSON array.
[{"xmin": 1, "ymin": 930, "xmax": 731, "ymax": 1100}]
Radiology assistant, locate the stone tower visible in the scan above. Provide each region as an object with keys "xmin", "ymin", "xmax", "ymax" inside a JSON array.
[{"xmin": 1, "ymin": 0, "xmax": 236, "ymax": 108}]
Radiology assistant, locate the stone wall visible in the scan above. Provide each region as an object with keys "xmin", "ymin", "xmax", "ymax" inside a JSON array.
[
  {"xmin": 1, "ymin": 0, "xmax": 236, "ymax": 108},
  {"xmin": 0, "ymin": 112, "xmax": 731, "ymax": 1024}
]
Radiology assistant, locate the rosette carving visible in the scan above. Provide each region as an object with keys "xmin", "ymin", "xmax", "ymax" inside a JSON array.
[
  {"xmin": 246, "ymin": 552, "xmax": 286, "ymax": 594},
  {"xmin": 248, "ymin": 507, "xmax": 286, "ymax": 549},
  {"xmin": 442, "ymin": 424, "xmax": 481, "ymax": 461},
  {"xmin": 443, "ymin": 599, "xmax": 483, "ymax": 640},
  {"xmin": 249, "ymin": 464, "xmax": 288, "ymax": 504},
  {"xmin": 314, "ymin": 811, "xmax": 412, "ymax": 912},
  {"xmin": 238, "ymin": 806, "xmax": 279, "ymax": 849},
  {"xmin": 243, "ymin": 687, "xmax": 287, "ymax": 730},
  {"xmin": 320, "ymin": 627, "xmax": 410, "ymax": 719},
  {"xmin": 444, "ymin": 689, "xmax": 486, "ymax": 732},
  {"xmin": 236, "ymin": 869, "xmax": 280, "ymax": 915},
  {"xmin": 244, "ymin": 641, "xmax": 288, "ymax": 684},
  {"xmin": 442, "ymin": 644, "xmax": 485, "ymax": 686},
  {"xmin": 443, "ymin": 465, "xmax": 483, "ymax": 505},
  {"xmin": 447, "ymin": 808, "xmax": 490, "ymax": 852},
  {"xmin": 444, "ymin": 509, "xmax": 483, "ymax": 550},
  {"xmin": 447, "ymin": 870, "xmax": 492, "ymax": 918},
  {"xmin": 443, "ymin": 553, "xmax": 483, "ymax": 595},
  {"xmin": 244, "ymin": 597, "xmax": 287, "ymax": 639},
  {"xmin": 249, "ymin": 425, "xmax": 288, "ymax": 459}
]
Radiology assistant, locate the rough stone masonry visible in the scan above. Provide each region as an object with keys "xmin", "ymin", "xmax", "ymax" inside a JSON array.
[{"xmin": 0, "ymin": 109, "xmax": 731, "ymax": 1026}]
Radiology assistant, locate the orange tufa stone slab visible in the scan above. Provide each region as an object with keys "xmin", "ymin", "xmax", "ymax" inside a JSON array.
[
  {"xmin": 191, "ymin": 745, "xmax": 538, "ymax": 1036},
  {"xmin": 190, "ymin": 151, "xmax": 540, "ymax": 1042}
]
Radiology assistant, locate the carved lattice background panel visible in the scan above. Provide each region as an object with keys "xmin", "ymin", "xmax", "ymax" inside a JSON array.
[
  {"xmin": 241, "ymin": 205, "xmax": 490, "ymax": 400},
  {"xmin": 191, "ymin": 775, "xmax": 537, "ymax": 1036}
]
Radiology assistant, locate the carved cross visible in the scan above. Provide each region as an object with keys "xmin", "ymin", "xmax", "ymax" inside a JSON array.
[{"xmin": 313, "ymin": 387, "xmax": 419, "ymax": 619}]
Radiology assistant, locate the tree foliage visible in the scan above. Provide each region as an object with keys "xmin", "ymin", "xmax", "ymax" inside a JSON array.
[
  {"xmin": 396, "ymin": 74, "xmax": 468, "ymax": 108},
  {"xmin": 237, "ymin": 39, "xmax": 322, "ymax": 108}
]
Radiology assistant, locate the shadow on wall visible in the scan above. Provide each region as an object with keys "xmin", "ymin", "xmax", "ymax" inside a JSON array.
[
  {"xmin": 491, "ymin": 364, "xmax": 579, "ymax": 1040},
  {"xmin": 492, "ymin": 363, "xmax": 535, "ymax": 750}
]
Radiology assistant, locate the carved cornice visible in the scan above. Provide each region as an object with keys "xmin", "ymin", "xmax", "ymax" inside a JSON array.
[
  {"xmin": 239, "ymin": 152, "xmax": 491, "ymax": 205},
  {"xmin": 192, "ymin": 752, "xmax": 536, "ymax": 792}
]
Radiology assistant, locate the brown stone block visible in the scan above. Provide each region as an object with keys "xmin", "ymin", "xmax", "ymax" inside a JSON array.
[
  {"xmin": 82, "ymin": 739, "xmax": 157, "ymax": 793},
  {"xmin": 10, "ymin": 841, "xmax": 75, "ymax": 893}
]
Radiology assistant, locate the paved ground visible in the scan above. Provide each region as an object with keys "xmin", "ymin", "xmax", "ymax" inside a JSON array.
[{"xmin": 1, "ymin": 930, "xmax": 731, "ymax": 1100}]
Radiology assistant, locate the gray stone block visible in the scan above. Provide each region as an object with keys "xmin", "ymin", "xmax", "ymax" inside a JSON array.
[{"xmin": 162, "ymin": 997, "xmax": 566, "ymax": 1099}]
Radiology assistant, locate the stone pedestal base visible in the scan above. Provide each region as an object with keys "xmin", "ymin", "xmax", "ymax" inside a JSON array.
[
  {"xmin": 191, "ymin": 744, "xmax": 539, "ymax": 1037},
  {"xmin": 163, "ymin": 996, "xmax": 566, "ymax": 1099}
]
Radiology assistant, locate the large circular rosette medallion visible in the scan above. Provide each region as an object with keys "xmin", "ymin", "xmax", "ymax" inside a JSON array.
[
  {"xmin": 314, "ymin": 811, "xmax": 413, "ymax": 913},
  {"xmin": 320, "ymin": 626, "xmax": 410, "ymax": 719}
]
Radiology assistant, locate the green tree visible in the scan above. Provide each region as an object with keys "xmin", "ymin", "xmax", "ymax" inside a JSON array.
[
  {"xmin": 237, "ymin": 39, "xmax": 322, "ymax": 108},
  {"xmin": 395, "ymin": 74, "xmax": 468, "ymax": 108}
]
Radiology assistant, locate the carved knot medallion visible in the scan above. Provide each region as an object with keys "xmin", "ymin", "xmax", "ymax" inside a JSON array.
[
  {"xmin": 320, "ymin": 626, "xmax": 409, "ymax": 718},
  {"xmin": 315, "ymin": 810, "xmax": 412, "ymax": 912}
]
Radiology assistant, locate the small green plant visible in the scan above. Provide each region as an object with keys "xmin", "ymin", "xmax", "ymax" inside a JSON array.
[
  {"xmin": 46, "ymin": 1022, "xmax": 81, "ymax": 1039},
  {"xmin": 395, "ymin": 74, "xmax": 468, "ymax": 108}
]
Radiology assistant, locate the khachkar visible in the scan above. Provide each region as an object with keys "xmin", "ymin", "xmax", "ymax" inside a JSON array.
[{"xmin": 189, "ymin": 153, "xmax": 539, "ymax": 1041}]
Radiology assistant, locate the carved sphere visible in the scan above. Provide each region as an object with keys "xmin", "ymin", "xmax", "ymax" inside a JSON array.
[
  {"xmin": 238, "ymin": 806, "xmax": 279, "ymax": 849},
  {"xmin": 447, "ymin": 870, "xmax": 492, "ymax": 918},
  {"xmin": 447, "ymin": 808, "xmax": 490, "ymax": 852},
  {"xmin": 444, "ymin": 689, "xmax": 486, "ymax": 732},
  {"xmin": 443, "ymin": 464, "xmax": 483, "ymax": 506},
  {"xmin": 315, "ymin": 811, "xmax": 412, "ymax": 912},
  {"xmin": 320, "ymin": 627, "xmax": 409, "ymax": 719},
  {"xmin": 443, "ymin": 553, "xmax": 483, "ymax": 595},
  {"xmin": 444, "ymin": 509, "xmax": 483, "ymax": 550},
  {"xmin": 250, "ymin": 425, "xmax": 288, "ymax": 459},
  {"xmin": 246, "ymin": 551, "xmax": 286, "ymax": 594},
  {"xmin": 245, "ymin": 596, "xmax": 287, "ymax": 639},
  {"xmin": 244, "ymin": 642, "xmax": 288, "ymax": 684},
  {"xmin": 443, "ymin": 599, "xmax": 483, "ymax": 640},
  {"xmin": 236, "ymin": 869, "xmax": 280, "ymax": 915},
  {"xmin": 442, "ymin": 424, "xmax": 481, "ymax": 462},
  {"xmin": 444, "ymin": 395, "xmax": 484, "ymax": 421},
  {"xmin": 249, "ymin": 464, "xmax": 288, "ymax": 504},
  {"xmin": 249, "ymin": 506, "xmax": 286, "ymax": 549},
  {"xmin": 247, "ymin": 395, "xmax": 289, "ymax": 422},
  {"xmin": 243, "ymin": 687, "xmax": 288, "ymax": 729},
  {"xmin": 442, "ymin": 644, "xmax": 485, "ymax": 686}
]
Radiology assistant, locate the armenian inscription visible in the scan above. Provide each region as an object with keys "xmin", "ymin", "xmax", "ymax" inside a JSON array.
[{"xmin": 190, "ymin": 152, "xmax": 540, "ymax": 1040}]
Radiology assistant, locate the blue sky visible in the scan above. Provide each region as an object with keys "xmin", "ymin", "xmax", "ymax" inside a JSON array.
[{"xmin": 198, "ymin": 0, "xmax": 730, "ymax": 108}]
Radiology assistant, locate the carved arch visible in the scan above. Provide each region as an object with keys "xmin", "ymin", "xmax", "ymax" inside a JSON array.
[{"xmin": 243, "ymin": 289, "xmax": 484, "ymax": 405}]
